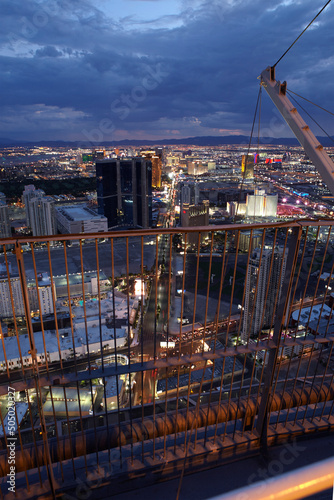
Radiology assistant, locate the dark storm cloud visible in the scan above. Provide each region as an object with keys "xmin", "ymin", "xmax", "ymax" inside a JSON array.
[
  {"xmin": 35, "ymin": 45, "xmax": 63, "ymax": 57},
  {"xmin": 1, "ymin": 0, "xmax": 334, "ymax": 141}
]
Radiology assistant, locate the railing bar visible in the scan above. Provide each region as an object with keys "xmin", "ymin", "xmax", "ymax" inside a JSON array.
[
  {"xmin": 272, "ymin": 226, "xmax": 307, "ymax": 428},
  {"xmin": 163, "ymin": 366, "xmax": 169, "ymax": 458},
  {"xmin": 255, "ymin": 226, "xmax": 302, "ymax": 444},
  {"xmin": 7, "ymin": 218, "xmax": 334, "ymax": 246},
  {"xmin": 232, "ymin": 353, "xmax": 248, "ymax": 439},
  {"xmin": 15, "ymin": 240, "xmax": 56, "ymax": 496},
  {"xmin": 154, "ymin": 234, "xmax": 159, "ymax": 364},
  {"xmin": 222, "ymin": 356, "xmax": 237, "ymax": 441},
  {"xmin": 4, "ymin": 246, "xmax": 25, "ymax": 377},
  {"xmin": 319, "ymin": 348, "xmax": 334, "ymax": 421},
  {"xmin": 243, "ymin": 230, "xmax": 266, "ymax": 345},
  {"xmin": 259, "ymin": 229, "xmax": 279, "ymax": 345},
  {"xmin": 291, "ymin": 226, "xmax": 328, "ymax": 426},
  {"xmin": 305, "ymin": 232, "xmax": 334, "ymax": 422},
  {"xmin": 110, "ymin": 237, "xmax": 123, "ymax": 467},
  {"xmin": 140, "ymin": 236, "xmax": 145, "ymax": 463},
  {"xmin": 30, "ymin": 245, "xmax": 50, "ymax": 374},
  {"xmin": 174, "ymin": 232, "xmax": 187, "ymax": 454},
  {"xmin": 213, "ymin": 231, "xmax": 228, "ymax": 347},
  {"xmin": 241, "ymin": 354, "xmax": 258, "ymax": 436},
  {"xmin": 251, "ymin": 349, "xmax": 268, "ymax": 434},
  {"xmin": 75, "ymin": 378, "xmax": 89, "ymax": 476},
  {"xmin": 238, "ymin": 229, "xmax": 262, "ymax": 436},
  {"xmin": 213, "ymin": 355, "xmax": 227, "ymax": 443},
  {"xmin": 300, "ymin": 227, "xmax": 333, "ymax": 425},
  {"xmin": 0, "ymin": 321, "xmax": 10, "ymax": 379},
  {"xmin": 152, "ymin": 234, "xmax": 160, "ymax": 461},
  {"xmin": 95, "ymin": 239, "xmax": 104, "ymax": 372},
  {"xmin": 125, "ymin": 237, "xmax": 134, "ymax": 464},
  {"xmin": 45, "ymin": 384, "xmax": 65, "ymax": 482},
  {"xmin": 184, "ymin": 366, "xmax": 193, "ymax": 452},
  {"xmin": 62, "ymin": 242, "xmax": 78, "ymax": 376},
  {"xmin": 226, "ymin": 230, "xmax": 240, "ymax": 344},
  {"xmin": 163, "ymin": 233, "xmax": 173, "ymax": 458},
  {"xmin": 264, "ymin": 228, "xmax": 290, "ymax": 425},
  {"xmin": 191, "ymin": 232, "xmax": 201, "ymax": 360},
  {"xmin": 46, "ymin": 241, "xmax": 64, "ymax": 376},
  {"xmin": 202, "ymin": 231, "xmax": 214, "ymax": 350},
  {"xmin": 193, "ymin": 362, "xmax": 210, "ymax": 453},
  {"xmin": 212, "ymin": 231, "xmax": 229, "ymax": 443},
  {"xmin": 95, "ymin": 238, "xmax": 111, "ymax": 465},
  {"xmin": 79, "ymin": 238, "xmax": 92, "ymax": 374},
  {"xmin": 203, "ymin": 231, "xmax": 215, "ymax": 445},
  {"xmin": 236, "ymin": 228, "xmax": 253, "ymax": 347},
  {"xmin": 61, "ymin": 385, "xmax": 77, "ymax": 477},
  {"xmin": 176, "ymin": 359, "xmax": 208, "ymax": 500},
  {"xmin": 183, "ymin": 231, "xmax": 200, "ymax": 452},
  {"xmin": 71, "ymin": 241, "xmax": 98, "ymax": 471},
  {"xmin": 279, "ymin": 227, "xmax": 313, "ymax": 427}
]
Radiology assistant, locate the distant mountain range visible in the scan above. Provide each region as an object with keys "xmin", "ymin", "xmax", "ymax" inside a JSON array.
[{"xmin": 0, "ymin": 135, "xmax": 334, "ymax": 148}]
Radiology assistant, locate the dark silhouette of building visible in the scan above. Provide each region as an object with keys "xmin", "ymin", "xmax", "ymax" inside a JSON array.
[
  {"xmin": 180, "ymin": 201, "xmax": 209, "ymax": 245},
  {"xmin": 96, "ymin": 158, "xmax": 152, "ymax": 229}
]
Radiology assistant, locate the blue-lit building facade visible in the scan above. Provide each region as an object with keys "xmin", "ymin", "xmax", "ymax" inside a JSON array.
[{"xmin": 96, "ymin": 158, "xmax": 153, "ymax": 229}]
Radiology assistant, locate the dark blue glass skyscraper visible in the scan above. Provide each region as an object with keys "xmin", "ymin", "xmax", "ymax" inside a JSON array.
[{"xmin": 96, "ymin": 158, "xmax": 152, "ymax": 229}]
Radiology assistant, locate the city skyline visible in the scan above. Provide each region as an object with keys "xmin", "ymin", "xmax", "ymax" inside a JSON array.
[{"xmin": 1, "ymin": 0, "xmax": 334, "ymax": 142}]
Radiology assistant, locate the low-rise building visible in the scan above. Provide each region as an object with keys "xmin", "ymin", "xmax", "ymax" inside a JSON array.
[{"xmin": 56, "ymin": 205, "xmax": 108, "ymax": 234}]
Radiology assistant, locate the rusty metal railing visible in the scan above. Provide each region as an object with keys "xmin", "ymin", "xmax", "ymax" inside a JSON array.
[{"xmin": 0, "ymin": 220, "xmax": 333, "ymax": 497}]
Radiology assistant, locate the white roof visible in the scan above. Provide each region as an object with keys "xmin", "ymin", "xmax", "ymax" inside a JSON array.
[
  {"xmin": 292, "ymin": 303, "xmax": 332, "ymax": 325},
  {"xmin": 56, "ymin": 205, "xmax": 105, "ymax": 221},
  {"xmin": 0, "ymin": 326, "xmax": 126, "ymax": 362}
]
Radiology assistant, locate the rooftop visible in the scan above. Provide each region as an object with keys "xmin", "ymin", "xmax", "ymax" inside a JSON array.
[{"xmin": 55, "ymin": 205, "xmax": 105, "ymax": 221}]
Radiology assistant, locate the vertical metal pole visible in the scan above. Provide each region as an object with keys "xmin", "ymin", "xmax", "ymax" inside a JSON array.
[
  {"xmin": 256, "ymin": 226, "xmax": 301, "ymax": 446},
  {"xmin": 15, "ymin": 241, "xmax": 57, "ymax": 497}
]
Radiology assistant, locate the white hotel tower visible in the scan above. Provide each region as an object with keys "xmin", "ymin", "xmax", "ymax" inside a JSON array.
[{"xmin": 242, "ymin": 246, "xmax": 287, "ymax": 342}]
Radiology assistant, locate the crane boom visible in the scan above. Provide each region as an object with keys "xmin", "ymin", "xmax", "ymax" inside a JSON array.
[{"xmin": 260, "ymin": 66, "xmax": 334, "ymax": 197}]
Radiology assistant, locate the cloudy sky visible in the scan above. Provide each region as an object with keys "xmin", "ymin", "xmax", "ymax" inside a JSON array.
[{"xmin": 1, "ymin": 0, "xmax": 334, "ymax": 143}]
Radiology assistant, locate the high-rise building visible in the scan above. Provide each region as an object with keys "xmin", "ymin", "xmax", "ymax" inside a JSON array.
[
  {"xmin": 0, "ymin": 194, "xmax": 11, "ymax": 239},
  {"xmin": 238, "ymin": 230, "xmax": 263, "ymax": 252},
  {"xmin": 180, "ymin": 182, "xmax": 200, "ymax": 212},
  {"xmin": 0, "ymin": 277, "xmax": 25, "ymax": 318},
  {"xmin": 22, "ymin": 185, "xmax": 46, "ymax": 229},
  {"xmin": 181, "ymin": 184, "xmax": 191, "ymax": 206},
  {"xmin": 28, "ymin": 273, "xmax": 55, "ymax": 316},
  {"xmin": 246, "ymin": 190, "xmax": 278, "ymax": 217},
  {"xmin": 96, "ymin": 158, "xmax": 152, "ymax": 229},
  {"xmin": 29, "ymin": 196, "xmax": 56, "ymax": 237},
  {"xmin": 227, "ymin": 201, "xmax": 246, "ymax": 217},
  {"xmin": 241, "ymin": 154, "xmax": 254, "ymax": 180},
  {"xmin": 140, "ymin": 150, "xmax": 162, "ymax": 188},
  {"xmin": 22, "ymin": 184, "xmax": 52, "ymax": 229},
  {"xmin": 242, "ymin": 246, "xmax": 287, "ymax": 342},
  {"xmin": 180, "ymin": 202, "xmax": 209, "ymax": 245},
  {"xmin": 187, "ymin": 160, "xmax": 207, "ymax": 176}
]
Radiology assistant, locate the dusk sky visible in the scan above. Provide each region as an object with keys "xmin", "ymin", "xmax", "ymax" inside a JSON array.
[{"xmin": 1, "ymin": 0, "xmax": 334, "ymax": 143}]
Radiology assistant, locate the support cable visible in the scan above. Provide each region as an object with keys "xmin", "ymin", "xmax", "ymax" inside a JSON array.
[
  {"xmin": 288, "ymin": 89, "xmax": 334, "ymax": 117},
  {"xmin": 257, "ymin": 86, "xmax": 262, "ymax": 157},
  {"xmin": 236, "ymin": 84, "xmax": 262, "ymax": 219},
  {"xmin": 287, "ymin": 91, "xmax": 334, "ymax": 146},
  {"xmin": 273, "ymin": 0, "xmax": 332, "ymax": 67}
]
